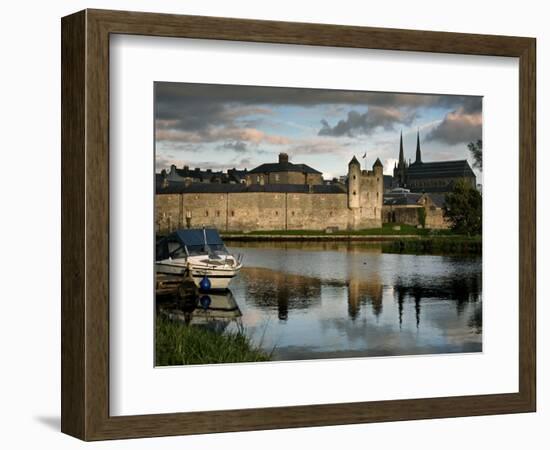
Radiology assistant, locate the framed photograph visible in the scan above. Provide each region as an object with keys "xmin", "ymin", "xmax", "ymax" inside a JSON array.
[{"xmin": 61, "ymin": 9, "xmax": 536, "ymax": 440}]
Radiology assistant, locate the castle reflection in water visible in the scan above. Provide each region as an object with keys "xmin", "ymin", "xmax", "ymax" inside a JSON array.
[{"xmin": 158, "ymin": 241, "xmax": 482, "ymax": 361}]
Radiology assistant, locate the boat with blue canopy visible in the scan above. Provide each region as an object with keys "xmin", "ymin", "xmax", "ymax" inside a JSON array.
[{"xmin": 156, "ymin": 228, "xmax": 243, "ymax": 290}]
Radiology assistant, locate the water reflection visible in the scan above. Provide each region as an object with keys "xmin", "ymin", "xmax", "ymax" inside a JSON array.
[
  {"xmin": 158, "ymin": 242, "xmax": 482, "ymax": 361},
  {"xmin": 158, "ymin": 290, "xmax": 242, "ymax": 334}
]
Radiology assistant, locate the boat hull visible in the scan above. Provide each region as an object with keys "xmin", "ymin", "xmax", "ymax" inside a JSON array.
[
  {"xmin": 155, "ymin": 261, "xmax": 241, "ymax": 291},
  {"xmin": 190, "ymin": 272, "xmax": 238, "ymax": 290}
]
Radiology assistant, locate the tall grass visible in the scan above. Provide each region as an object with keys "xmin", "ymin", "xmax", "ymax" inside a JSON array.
[{"xmin": 155, "ymin": 317, "xmax": 270, "ymax": 366}]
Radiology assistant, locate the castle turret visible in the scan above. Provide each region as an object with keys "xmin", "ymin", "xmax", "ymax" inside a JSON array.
[
  {"xmin": 415, "ymin": 130, "xmax": 422, "ymax": 164},
  {"xmin": 348, "ymin": 156, "xmax": 361, "ymax": 209},
  {"xmin": 373, "ymin": 157, "xmax": 384, "ymax": 176}
]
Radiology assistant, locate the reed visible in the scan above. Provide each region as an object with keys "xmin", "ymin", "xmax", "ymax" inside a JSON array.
[{"xmin": 155, "ymin": 317, "xmax": 270, "ymax": 366}]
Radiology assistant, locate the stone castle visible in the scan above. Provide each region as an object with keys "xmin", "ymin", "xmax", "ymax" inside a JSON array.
[
  {"xmin": 156, "ymin": 132, "xmax": 477, "ymax": 233},
  {"xmin": 156, "ymin": 152, "xmax": 384, "ymax": 234}
]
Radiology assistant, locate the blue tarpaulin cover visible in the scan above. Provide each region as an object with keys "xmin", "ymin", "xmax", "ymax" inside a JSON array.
[{"xmin": 173, "ymin": 228, "xmax": 223, "ymax": 247}]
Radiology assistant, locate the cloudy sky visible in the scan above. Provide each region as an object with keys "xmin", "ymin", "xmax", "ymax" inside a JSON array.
[{"xmin": 155, "ymin": 82, "xmax": 482, "ymax": 180}]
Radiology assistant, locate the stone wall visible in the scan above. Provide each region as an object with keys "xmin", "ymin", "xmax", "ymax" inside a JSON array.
[
  {"xmin": 156, "ymin": 190, "xmax": 382, "ymax": 234},
  {"xmin": 425, "ymin": 205, "xmax": 450, "ymax": 229},
  {"xmin": 382, "ymin": 204, "xmax": 449, "ymax": 229},
  {"xmin": 156, "ymin": 159, "xmax": 384, "ymax": 234}
]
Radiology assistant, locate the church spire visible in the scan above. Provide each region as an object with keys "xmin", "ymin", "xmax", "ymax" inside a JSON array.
[
  {"xmin": 415, "ymin": 129, "xmax": 422, "ymax": 164},
  {"xmin": 398, "ymin": 130, "xmax": 404, "ymax": 166}
]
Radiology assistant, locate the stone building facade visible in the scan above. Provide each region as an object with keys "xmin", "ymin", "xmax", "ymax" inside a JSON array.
[
  {"xmin": 244, "ymin": 153, "xmax": 323, "ymax": 186},
  {"xmin": 382, "ymin": 190, "xmax": 449, "ymax": 229},
  {"xmin": 156, "ymin": 155, "xmax": 384, "ymax": 234}
]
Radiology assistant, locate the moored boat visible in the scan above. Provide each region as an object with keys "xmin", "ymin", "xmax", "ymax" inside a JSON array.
[{"xmin": 155, "ymin": 228, "xmax": 243, "ymax": 290}]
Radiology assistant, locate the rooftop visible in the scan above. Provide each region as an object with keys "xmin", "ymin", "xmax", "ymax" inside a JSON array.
[
  {"xmin": 407, "ymin": 160, "xmax": 475, "ymax": 179},
  {"xmin": 383, "ymin": 191, "xmax": 446, "ymax": 208},
  {"xmin": 156, "ymin": 180, "xmax": 346, "ymax": 194},
  {"xmin": 248, "ymin": 161, "xmax": 322, "ymax": 175},
  {"xmin": 383, "ymin": 192, "xmax": 424, "ymax": 206}
]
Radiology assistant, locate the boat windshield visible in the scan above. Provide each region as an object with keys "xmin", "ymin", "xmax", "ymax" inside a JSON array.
[
  {"xmin": 168, "ymin": 242, "xmax": 187, "ymax": 259},
  {"xmin": 186, "ymin": 243, "xmax": 228, "ymax": 256}
]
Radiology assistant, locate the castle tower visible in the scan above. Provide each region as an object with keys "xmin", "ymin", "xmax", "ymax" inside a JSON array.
[
  {"xmin": 373, "ymin": 157, "xmax": 384, "ymax": 176},
  {"xmin": 373, "ymin": 158, "xmax": 384, "ymax": 220},
  {"xmin": 348, "ymin": 155, "xmax": 361, "ymax": 209},
  {"xmin": 415, "ymin": 129, "xmax": 422, "ymax": 164}
]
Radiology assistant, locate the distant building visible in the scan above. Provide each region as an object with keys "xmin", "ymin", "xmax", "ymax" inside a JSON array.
[
  {"xmin": 383, "ymin": 189, "xmax": 449, "ymax": 229},
  {"xmin": 245, "ymin": 153, "xmax": 323, "ymax": 186},
  {"xmin": 160, "ymin": 164, "xmax": 248, "ymax": 186},
  {"xmin": 392, "ymin": 131, "xmax": 476, "ymax": 193}
]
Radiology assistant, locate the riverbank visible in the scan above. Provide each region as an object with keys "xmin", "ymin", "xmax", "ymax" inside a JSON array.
[
  {"xmin": 221, "ymin": 224, "xmax": 481, "ymax": 254},
  {"xmin": 381, "ymin": 237, "xmax": 481, "ymax": 255},
  {"xmin": 222, "ymin": 224, "xmax": 447, "ymax": 240},
  {"xmin": 221, "ymin": 225, "xmax": 481, "ymax": 253},
  {"xmin": 155, "ymin": 317, "xmax": 270, "ymax": 366}
]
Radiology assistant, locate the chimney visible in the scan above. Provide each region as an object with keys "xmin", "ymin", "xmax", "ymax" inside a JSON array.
[{"xmin": 279, "ymin": 153, "xmax": 289, "ymax": 164}]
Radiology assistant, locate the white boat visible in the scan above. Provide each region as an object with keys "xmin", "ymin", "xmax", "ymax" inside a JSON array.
[{"xmin": 155, "ymin": 228, "xmax": 243, "ymax": 290}]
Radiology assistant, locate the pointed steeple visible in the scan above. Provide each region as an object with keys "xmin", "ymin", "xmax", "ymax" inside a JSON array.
[
  {"xmin": 398, "ymin": 130, "xmax": 404, "ymax": 166},
  {"xmin": 415, "ymin": 129, "xmax": 422, "ymax": 164}
]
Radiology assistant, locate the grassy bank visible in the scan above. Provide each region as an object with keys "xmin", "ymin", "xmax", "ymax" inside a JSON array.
[
  {"xmin": 382, "ymin": 236, "xmax": 482, "ymax": 255},
  {"xmin": 156, "ymin": 317, "xmax": 270, "ymax": 366},
  {"xmin": 223, "ymin": 223, "xmax": 451, "ymax": 237},
  {"xmin": 221, "ymin": 224, "xmax": 482, "ymax": 254}
]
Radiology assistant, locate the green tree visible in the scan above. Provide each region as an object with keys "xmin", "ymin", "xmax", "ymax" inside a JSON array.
[
  {"xmin": 443, "ymin": 180, "xmax": 482, "ymax": 235},
  {"xmin": 468, "ymin": 139, "xmax": 482, "ymax": 171}
]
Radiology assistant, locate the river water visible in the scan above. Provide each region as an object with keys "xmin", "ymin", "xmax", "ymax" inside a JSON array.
[{"xmin": 166, "ymin": 241, "xmax": 482, "ymax": 361}]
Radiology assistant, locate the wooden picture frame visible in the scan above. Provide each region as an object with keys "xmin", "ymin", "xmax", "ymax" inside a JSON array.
[{"xmin": 61, "ymin": 9, "xmax": 536, "ymax": 441}]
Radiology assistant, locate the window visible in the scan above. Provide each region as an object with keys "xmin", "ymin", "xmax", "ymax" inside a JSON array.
[
  {"xmin": 275, "ymin": 211, "xmax": 279, "ymax": 216},
  {"xmin": 291, "ymin": 211, "xmax": 295, "ymax": 216},
  {"xmin": 353, "ymin": 191, "xmax": 356, "ymax": 195},
  {"xmin": 231, "ymin": 210, "xmax": 235, "ymax": 217},
  {"xmin": 216, "ymin": 210, "xmax": 220, "ymax": 217},
  {"xmin": 275, "ymin": 174, "xmax": 280, "ymax": 182},
  {"xmin": 353, "ymin": 175, "xmax": 356, "ymax": 180},
  {"xmin": 256, "ymin": 176, "xmax": 260, "ymax": 183},
  {"xmin": 205, "ymin": 210, "xmax": 209, "ymax": 217}
]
